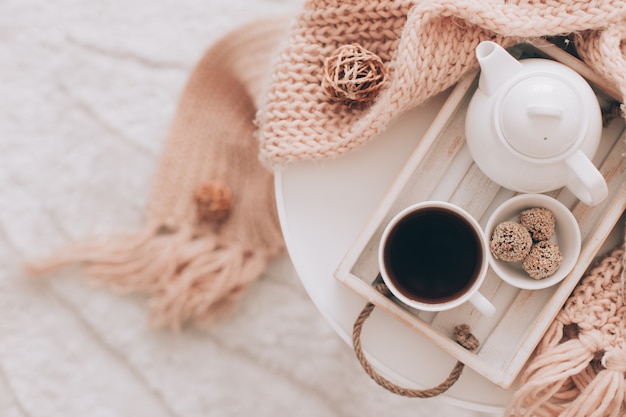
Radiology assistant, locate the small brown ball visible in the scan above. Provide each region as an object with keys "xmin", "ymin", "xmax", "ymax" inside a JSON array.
[
  {"xmin": 522, "ymin": 240, "xmax": 563, "ymax": 280},
  {"xmin": 490, "ymin": 221, "xmax": 533, "ymax": 262},
  {"xmin": 193, "ymin": 180, "xmax": 233, "ymax": 223},
  {"xmin": 519, "ymin": 207, "xmax": 556, "ymax": 241}
]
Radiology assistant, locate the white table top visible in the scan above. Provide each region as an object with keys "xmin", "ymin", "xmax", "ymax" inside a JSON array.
[
  {"xmin": 274, "ymin": 90, "xmax": 626, "ymax": 413},
  {"xmin": 274, "ymin": 91, "xmax": 511, "ymax": 413}
]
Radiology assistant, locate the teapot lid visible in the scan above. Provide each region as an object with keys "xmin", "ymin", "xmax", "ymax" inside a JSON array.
[{"xmin": 499, "ymin": 74, "xmax": 583, "ymax": 159}]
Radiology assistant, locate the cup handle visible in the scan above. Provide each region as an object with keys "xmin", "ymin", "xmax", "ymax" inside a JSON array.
[
  {"xmin": 565, "ymin": 150, "xmax": 608, "ymax": 206},
  {"xmin": 469, "ymin": 291, "xmax": 496, "ymax": 317}
]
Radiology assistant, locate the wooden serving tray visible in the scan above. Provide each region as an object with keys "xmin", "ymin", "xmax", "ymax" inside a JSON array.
[{"xmin": 334, "ymin": 39, "xmax": 626, "ymax": 389}]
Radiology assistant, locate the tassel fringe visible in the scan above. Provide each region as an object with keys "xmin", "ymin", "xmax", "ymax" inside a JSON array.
[
  {"xmin": 561, "ymin": 369, "xmax": 625, "ymax": 417},
  {"xmin": 27, "ymin": 225, "xmax": 271, "ymax": 330},
  {"xmin": 508, "ymin": 324, "xmax": 626, "ymax": 416}
]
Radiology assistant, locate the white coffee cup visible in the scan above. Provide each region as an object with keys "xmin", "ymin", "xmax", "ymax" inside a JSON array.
[{"xmin": 378, "ymin": 201, "xmax": 495, "ymax": 316}]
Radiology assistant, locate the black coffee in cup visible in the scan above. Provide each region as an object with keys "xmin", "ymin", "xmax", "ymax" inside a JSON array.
[{"xmin": 382, "ymin": 207, "xmax": 483, "ymax": 304}]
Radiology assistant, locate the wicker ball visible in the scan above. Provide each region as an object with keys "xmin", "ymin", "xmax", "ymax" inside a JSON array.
[
  {"xmin": 522, "ymin": 240, "xmax": 563, "ymax": 280},
  {"xmin": 519, "ymin": 207, "xmax": 556, "ymax": 241},
  {"xmin": 490, "ymin": 221, "xmax": 533, "ymax": 262},
  {"xmin": 193, "ymin": 180, "xmax": 233, "ymax": 223},
  {"xmin": 322, "ymin": 43, "xmax": 387, "ymax": 105}
]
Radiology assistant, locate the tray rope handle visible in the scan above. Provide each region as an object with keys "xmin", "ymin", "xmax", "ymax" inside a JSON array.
[{"xmin": 352, "ymin": 282, "xmax": 480, "ymax": 398}]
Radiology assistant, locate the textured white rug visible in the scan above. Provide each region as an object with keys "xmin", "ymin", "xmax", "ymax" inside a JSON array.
[{"xmin": 0, "ymin": 1, "xmax": 492, "ymax": 416}]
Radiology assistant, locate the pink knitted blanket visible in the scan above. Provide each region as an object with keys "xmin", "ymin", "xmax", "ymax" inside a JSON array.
[{"xmin": 256, "ymin": 0, "xmax": 626, "ymax": 166}]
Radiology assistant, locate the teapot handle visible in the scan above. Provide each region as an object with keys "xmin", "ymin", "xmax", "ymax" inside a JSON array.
[{"xmin": 565, "ymin": 150, "xmax": 608, "ymax": 206}]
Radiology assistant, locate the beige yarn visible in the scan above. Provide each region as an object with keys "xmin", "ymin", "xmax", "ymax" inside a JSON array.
[
  {"xmin": 27, "ymin": 19, "xmax": 288, "ymax": 330},
  {"xmin": 256, "ymin": 0, "xmax": 626, "ymax": 166},
  {"xmin": 507, "ymin": 237, "xmax": 626, "ymax": 417}
]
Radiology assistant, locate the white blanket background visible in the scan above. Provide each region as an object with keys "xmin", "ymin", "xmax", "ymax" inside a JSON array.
[{"xmin": 0, "ymin": 1, "xmax": 491, "ymax": 415}]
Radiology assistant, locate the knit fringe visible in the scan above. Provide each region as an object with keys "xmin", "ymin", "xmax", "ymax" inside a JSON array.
[
  {"xmin": 27, "ymin": 225, "xmax": 269, "ymax": 330},
  {"xmin": 507, "ymin": 328, "xmax": 626, "ymax": 417},
  {"xmin": 561, "ymin": 369, "xmax": 625, "ymax": 417},
  {"xmin": 507, "ymin": 338, "xmax": 594, "ymax": 416}
]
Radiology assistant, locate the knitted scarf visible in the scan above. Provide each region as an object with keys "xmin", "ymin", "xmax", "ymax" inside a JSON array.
[
  {"xmin": 29, "ymin": 18, "xmax": 288, "ymax": 330},
  {"xmin": 256, "ymin": 0, "xmax": 626, "ymax": 167}
]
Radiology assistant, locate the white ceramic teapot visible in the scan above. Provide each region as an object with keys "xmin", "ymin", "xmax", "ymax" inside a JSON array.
[{"xmin": 465, "ymin": 41, "xmax": 608, "ymax": 206}]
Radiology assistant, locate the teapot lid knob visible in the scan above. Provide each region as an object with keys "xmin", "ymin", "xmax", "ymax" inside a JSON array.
[{"xmin": 500, "ymin": 74, "xmax": 583, "ymax": 159}]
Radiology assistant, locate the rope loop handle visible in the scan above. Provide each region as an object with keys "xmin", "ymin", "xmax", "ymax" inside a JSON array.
[{"xmin": 352, "ymin": 282, "xmax": 479, "ymax": 398}]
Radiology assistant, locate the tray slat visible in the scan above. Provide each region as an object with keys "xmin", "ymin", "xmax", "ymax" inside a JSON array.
[{"xmin": 334, "ymin": 39, "xmax": 626, "ymax": 389}]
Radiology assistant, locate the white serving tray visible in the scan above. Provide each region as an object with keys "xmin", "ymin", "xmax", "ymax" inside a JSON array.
[{"xmin": 334, "ymin": 38, "xmax": 626, "ymax": 389}]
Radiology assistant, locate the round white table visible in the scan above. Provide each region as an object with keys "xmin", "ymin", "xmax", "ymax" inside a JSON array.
[{"xmin": 273, "ymin": 92, "xmax": 625, "ymax": 413}]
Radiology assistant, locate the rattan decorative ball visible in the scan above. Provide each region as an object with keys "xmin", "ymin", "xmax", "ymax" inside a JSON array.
[
  {"xmin": 322, "ymin": 43, "xmax": 387, "ymax": 105},
  {"xmin": 522, "ymin": 240, "xmax": 563, "ymax": 279},
  {"xmin": 490, "ymin": 221, "xmax": 533, "ymax": 262},
  {"xmin": 519, "ymin": 207, "xmax": 556, "ymax": 241},
  {"xmin": 193, "ymin": 180, "xmax": 233, "ymax": 223}
]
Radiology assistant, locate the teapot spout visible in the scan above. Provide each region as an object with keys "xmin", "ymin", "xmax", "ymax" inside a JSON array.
[{"xmin": 476, "ymin": 41, "xmax": 524, "ymax": 96}]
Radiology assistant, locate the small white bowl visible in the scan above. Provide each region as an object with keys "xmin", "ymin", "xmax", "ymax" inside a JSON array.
[{"xmin": 485, "ymin": 194, "xmax": 581, "ymax": 290}]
